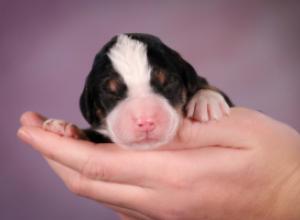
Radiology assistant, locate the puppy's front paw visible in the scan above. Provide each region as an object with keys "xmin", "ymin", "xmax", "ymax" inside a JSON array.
[
  {"xmin": 186, "ymin": 89, "xmax": 230, "ymax": 122},
  {"xmin": 43, "ymin": 119, "xmax": 85, "ymax": 139}
]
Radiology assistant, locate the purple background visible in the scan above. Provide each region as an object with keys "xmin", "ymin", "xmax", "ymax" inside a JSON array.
[{"xmin": 1, "ymin": 1, "xmax": 299, "ymax": 220}]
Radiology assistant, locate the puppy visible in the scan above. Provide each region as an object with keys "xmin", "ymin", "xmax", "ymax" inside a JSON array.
[{"xmin": 43, "ymin": 33, "xmax": 233, "ymax": 150}]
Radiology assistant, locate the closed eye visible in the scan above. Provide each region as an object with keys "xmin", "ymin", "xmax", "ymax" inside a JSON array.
[
  {"xmin": 151, "ymin": 68, "xmax": 181, "ymax": 92},
  {"xmin": 106, "ymin": 79, "xmax": 120, "ymax": 93},
  {"xmin": 101, "ymin": 74, "xmax": 125, "ymax": 95},
  {"xmin": 98, "ymin": 76, "xmax": 127, "ymax": 111}
]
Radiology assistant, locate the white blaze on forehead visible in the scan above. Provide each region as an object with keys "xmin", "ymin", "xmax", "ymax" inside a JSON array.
[{"xmin": 108, "ymin": 34, "xmax": 152, "ymax": 97}]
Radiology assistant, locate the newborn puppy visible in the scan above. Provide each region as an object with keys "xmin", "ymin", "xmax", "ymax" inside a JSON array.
[{"xmin": 43, "ymin": 33, "xmax": 233, "ymax": 150}]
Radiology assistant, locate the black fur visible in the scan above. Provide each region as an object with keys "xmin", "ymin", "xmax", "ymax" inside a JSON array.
[
  {"xmin": 80, "ymin": 33, "xmax": 233, "ymax": 143},
  {"xmin": 82, "ymin": 129, "xmax": 111, "ymax": 143}
]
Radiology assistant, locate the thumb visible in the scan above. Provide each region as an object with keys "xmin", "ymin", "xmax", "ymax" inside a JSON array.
[
  {"xmin": 168, "ymin": 107, "xmax": 261, "ymax": 150},
  {"xmin": 20, "ymin": 111, "xmax": 47, "ymax": 127}
]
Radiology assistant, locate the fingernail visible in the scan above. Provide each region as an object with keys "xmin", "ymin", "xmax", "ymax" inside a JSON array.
[{"xmin": 17, "ymin": 127, "xmax": 32, "ymax": 142}]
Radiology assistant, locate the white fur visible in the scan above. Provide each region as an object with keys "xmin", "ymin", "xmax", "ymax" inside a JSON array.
[
  {"xmin": 43, "ymin": 119, "xmax": 66, "ymax": 133},
  {"xmin": 43, "ymin": 36, "xmax": 230, "ymax": 150},
  {"xmin": 108, "ymin": 35, "xmax": 152, "ymax": 97},
  {"xmin": 106, "ymin": 95, "xmax": 180, "ymax": 150},
  {"xmin": 187, "ymin": 89, "xmax": 230, "ymax": 122},
  {"xmin": 105, "ymin": 34, "xmax": 181, "ymax": 149}
]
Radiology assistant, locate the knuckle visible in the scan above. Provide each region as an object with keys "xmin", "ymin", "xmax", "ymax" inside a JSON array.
[
  {"xmin": 67, "ymin": 174, "xmax": 86, "ymax": 196},
  {"xmin": 80, "ymin": 155, "xmax": 109, "ymax": 181},
  {"xmin": 168, "ymin": 174, "xmax": 189, "ymax": 190},
  {"xmin": 44, "ymin": 148, "xmax": 57, "ymax": 161}
]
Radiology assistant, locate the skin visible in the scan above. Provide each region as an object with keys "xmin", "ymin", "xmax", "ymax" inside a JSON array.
[{"xmin": 17, "ymin": 107, "xmax": 300, "ymax": 220}]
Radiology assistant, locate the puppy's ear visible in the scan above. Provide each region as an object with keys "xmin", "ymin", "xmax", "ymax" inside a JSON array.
[
  {"xmin": 79, "ymin": 75, "xmax": 100, "ymax": 127},
  {"xmin": 80, "ymin": 37, "xmax": 117, "ymax": 127},
  {"xmin": 177, "ymin": 55, "xmax": 208, "ymax": 99},
  {"xmin": 164, "ymin": 46, "xmax": 233, "ymax": 106},
  {"xmin": 163, "ymin": 46, "xmax": 208, "ymax": 99}
]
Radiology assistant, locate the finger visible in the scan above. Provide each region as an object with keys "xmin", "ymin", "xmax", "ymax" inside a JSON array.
[
  {"xmin": 20, "ymin": 111, "xmax": 47, "ymax": 127},
  {"xmin": 17, "ymin": 125, "xmax": 107, "ymax": 177},
  {"xmin": 48, "ymin": 158, "xmax": 154, "ymax": 219},
  {"xmin": 45, "ymin": 158, "xmax": 148, "ymax": 210},
  {"xmin": 17, "ymin": 126, "xmax": 165, "ymax": 185},
  {"xmin": 44, "ymin": 157, "xmax": 79, "ymax": 190},
  {"xmin": 111, "ymin": 206, "xmax": 153, "ymax": 220},
  {"xmin": 172, "ymin": 107, "xmax": 263, "ymax": 149}
]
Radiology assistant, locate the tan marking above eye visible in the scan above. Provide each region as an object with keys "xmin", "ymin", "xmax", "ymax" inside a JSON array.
[
  {"xmin": 181, "ymin": 89, "xmax": 187, "ymax": 103},
  {"xmin": 155, "ymin": 70, "xmax": 166, "ymax": 85},
  {"xmin": 96, "ymin": 109, "xmax": 103, "ymax": 118}
]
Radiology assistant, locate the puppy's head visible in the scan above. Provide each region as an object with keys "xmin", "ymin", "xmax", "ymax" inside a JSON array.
[{"xmin": 80, "ymin": 33, "xmax": 202, "ymax": 149}]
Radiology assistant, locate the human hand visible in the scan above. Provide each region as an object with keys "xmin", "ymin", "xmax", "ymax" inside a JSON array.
[{"xmin": 17, "ymin": 108, "xmax": 300, "ymax": 220}]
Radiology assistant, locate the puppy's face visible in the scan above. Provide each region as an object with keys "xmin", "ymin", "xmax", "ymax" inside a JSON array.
[{"xmin": 81, "ymin": 34, "xmax": 189, "ymax": 149}]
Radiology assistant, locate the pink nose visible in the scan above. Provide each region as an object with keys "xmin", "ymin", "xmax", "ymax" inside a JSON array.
[{"xmin": 136, "ymin": 118, "xmax": 156, "ymax": 132}]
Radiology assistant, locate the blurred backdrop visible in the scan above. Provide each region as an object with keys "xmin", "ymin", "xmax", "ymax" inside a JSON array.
[{"xmin": 1, "ymin": 1, "xmax": 299, "ymax": 219}]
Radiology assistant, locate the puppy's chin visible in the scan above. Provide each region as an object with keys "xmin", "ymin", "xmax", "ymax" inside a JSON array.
[
  {"xmin": 109, "ymin": 114, "xmax": 180, "ymax": 150},
  {"xmin": 106, "ymin": 95, "xmax": 181, "ymax": 150},
  {"xmin": 113, "ymin": 132, "xmax": 177, "ymax": 150},
  {"xmin": 117, "ymin": 141, "xmax": 165, "ymax": 150}
]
